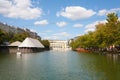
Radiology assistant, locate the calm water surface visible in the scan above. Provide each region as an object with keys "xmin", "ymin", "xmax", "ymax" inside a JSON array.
[{"xmin": 0, "ymin": 50, "xmax": 120, "ymax": 80}]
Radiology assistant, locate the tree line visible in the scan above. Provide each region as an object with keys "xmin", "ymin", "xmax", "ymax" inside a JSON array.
[
  {"xmin": 0, "ymin": 30, "xmax": 30, "ymax": 45},
  {"xmin": 70, "ymin": 13, "xmax": 120, "ymax": 51},
  {"xmin": 0, "ymin": 29, "xmax": 50, "ymax": 49}
]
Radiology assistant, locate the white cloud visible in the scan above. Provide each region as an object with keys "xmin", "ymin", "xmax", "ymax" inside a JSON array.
[
  {"xmin": 44, "ymin": 32, "xmax": 70, "ymax": 40},
  {"xmin": 76, "ymin": 34, "xmax": 83, "ymax": 36},
  {"xmin": 57, "ymin": 6, "xmax": 96, "ymax": 20},
  {"xmin": 98, "ymin": 8, "xmax": 120, "ymax": 16},
  {"xmin": 29, "ymin": 29, "xmax": 36, "ymax": 32},
  {"xmin": 60, "ymin": 32, "xmax": 70, "ymax": 36},
  {"xmin": 53, "ymin": 32, "xmax": 70, "ymax": 37},
  {"xmin": 85, "ymin": 20, "xmax": 106, "ymax": 32},
  {"xmin": 0, "ymin": 0, "xmax": 42, "ymax": 19},
  {"xmin": 34, "ymin": 20, "xmax": 48, "ymax": 26},
  {"xmin": 56, "ymin": 21, "xmax": 67, "ymax": 27},
  {"xmin": 44, "ymin": 36, "xmax": 59, "ymax": 40},
  {"xmin": 98, "ymin": 9, "xmax": 107, "ymax": 16},
  {"xmin": 73, "ymin": 24, "xmax": 83, "ymax": 28}
]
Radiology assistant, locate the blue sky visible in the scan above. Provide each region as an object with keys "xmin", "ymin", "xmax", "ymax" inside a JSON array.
[{"xmin": 0, "ymin": 0, "xmax": 120, "ymax": 40}]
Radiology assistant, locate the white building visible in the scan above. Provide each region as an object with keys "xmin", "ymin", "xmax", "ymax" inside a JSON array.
[{"xmin": 49, "ymin": 40, "xmax": 71, "ymax": 50}]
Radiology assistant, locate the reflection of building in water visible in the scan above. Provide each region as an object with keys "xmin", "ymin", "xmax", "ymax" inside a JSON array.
[{"xmin": 49, "ymin": 40, "xmax": 71, "ymax": 50}]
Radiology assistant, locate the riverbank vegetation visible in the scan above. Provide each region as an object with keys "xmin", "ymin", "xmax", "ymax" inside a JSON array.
[
  {"xmin": 0, "ymin": 30, "xmax": 30, "ymax": 44},
  {"xmin": 0, "ymin": 24, "xmax": 50, "ymax": 49},
  {"xmin": 0, "ymin": 29, "xmax": 50, "ymax": 49},
  {"xmin": 70, "ymin": 13, "xmax": 120, "ymax": 52},
  {"xmin": 40, "ymin": 40, "xmax": 50, "ymax": 50}
]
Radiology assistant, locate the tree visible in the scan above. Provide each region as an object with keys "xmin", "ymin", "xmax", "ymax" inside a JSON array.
[
  {"xmin": 0, "ymin": 29, "xmax": 7, "ymax": 44},
  {"xmin": 106, "ymin": 13, "xmax": 118, "ymax": 24},
  {"xmin": 40, "ymin": 40, "xmax": 50, "ymax": 49},
  {"xmin": 114, "ymin": 20, "xmax": 120, "ymax": 45},
  {"xmin": 10, "ymin": 32, "xmax": 30, "ymax": 42},
  {"xmin": 105, "ymin": 13, "xmax": 119, "ymax": 46},
  {"xmin": 70, "ymin": 13, "xmax": 120, "ymax": 50},
  {"xmin": 94, "ymin": 23, "xmax": 107, "ymax": 47}
]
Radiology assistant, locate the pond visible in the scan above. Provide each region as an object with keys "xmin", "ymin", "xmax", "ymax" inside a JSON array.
[{"xmin": 0, "ymin": 50, "xmax": 120, "ymax": 80}]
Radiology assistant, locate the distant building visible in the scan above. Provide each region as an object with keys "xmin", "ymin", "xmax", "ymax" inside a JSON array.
[
  {"xmin": 24, "ymin": 28, "xmax": 38, "ymax": 38},
  {"xmin": 68, "ymin": 39, "xmax": 73, "ymax": 45},
  {"xmin": 49, "ymin": 40, "xmax": 71, "ymax": 50},
  {"xmin": 0, "ymin": 22, "xmax": 41, "ymax": 39},
  {"xmin": 68, "ymin": 36, "xmax": 81, "ymax": 44}
]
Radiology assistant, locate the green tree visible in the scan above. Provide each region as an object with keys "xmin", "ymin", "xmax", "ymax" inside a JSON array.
[
  {"xmin": 114, "ymin": 20, "xmax": 120, "ymax": 45},
  {"xmin": 70, "ymin": 13, "xmax": 120, "ymax": 50},
  {"xmin": 0, "ymin": 29, "xmax": 7, "ymax": 44},
  {"xmin": 105, "ymin": 13, "xmax": 119, "ymax": 46},
  {"xmin": 10, "ymin": 32, "xmax": 30, "ymax": 42},
  {"xmin": 41, "ymin": 40, "xmax": 50, "ymax": 49},
  {"xmin": 106, "ymin": 13, "xmax": 118, "ymax": 24},
  {"xmin": 94, "ymin": 23, "xmax": 107, "ymax": 47}
]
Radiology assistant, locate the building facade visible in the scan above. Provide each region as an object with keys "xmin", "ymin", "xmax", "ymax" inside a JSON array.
[{"xmin": 49, "ymin": 40, "xmax": 70, "ymax": 50}]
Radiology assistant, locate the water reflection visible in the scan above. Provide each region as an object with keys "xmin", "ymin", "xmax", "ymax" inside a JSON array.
[
  {"xmin": 0, "ymin": 50, "xmax": 120, "ymax": 80},
  {"xmin": 106, "ymin": 53, "xmax": 120, "ymax": 63},
  {"xmin": 16, "ymin": 54, "xmax": 22, "ymax": 59}
]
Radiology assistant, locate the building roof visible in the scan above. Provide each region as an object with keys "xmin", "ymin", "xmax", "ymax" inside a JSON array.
[
  {"xmin": 9, "ymin": 41, "xmax": 21, "ymax": 46},
  {"xmin": 19, "ymin": 37, "xmax": 44, "ymax": 48}
]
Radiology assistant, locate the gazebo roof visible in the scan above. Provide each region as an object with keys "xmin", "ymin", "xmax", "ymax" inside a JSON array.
[
  {"xmin": 19, "ymin": 37, "xmax": 44, "ymax": 48},
  {"xmin": 9, "ymin": 41, "xmax": 21, "ymax": 46}
]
